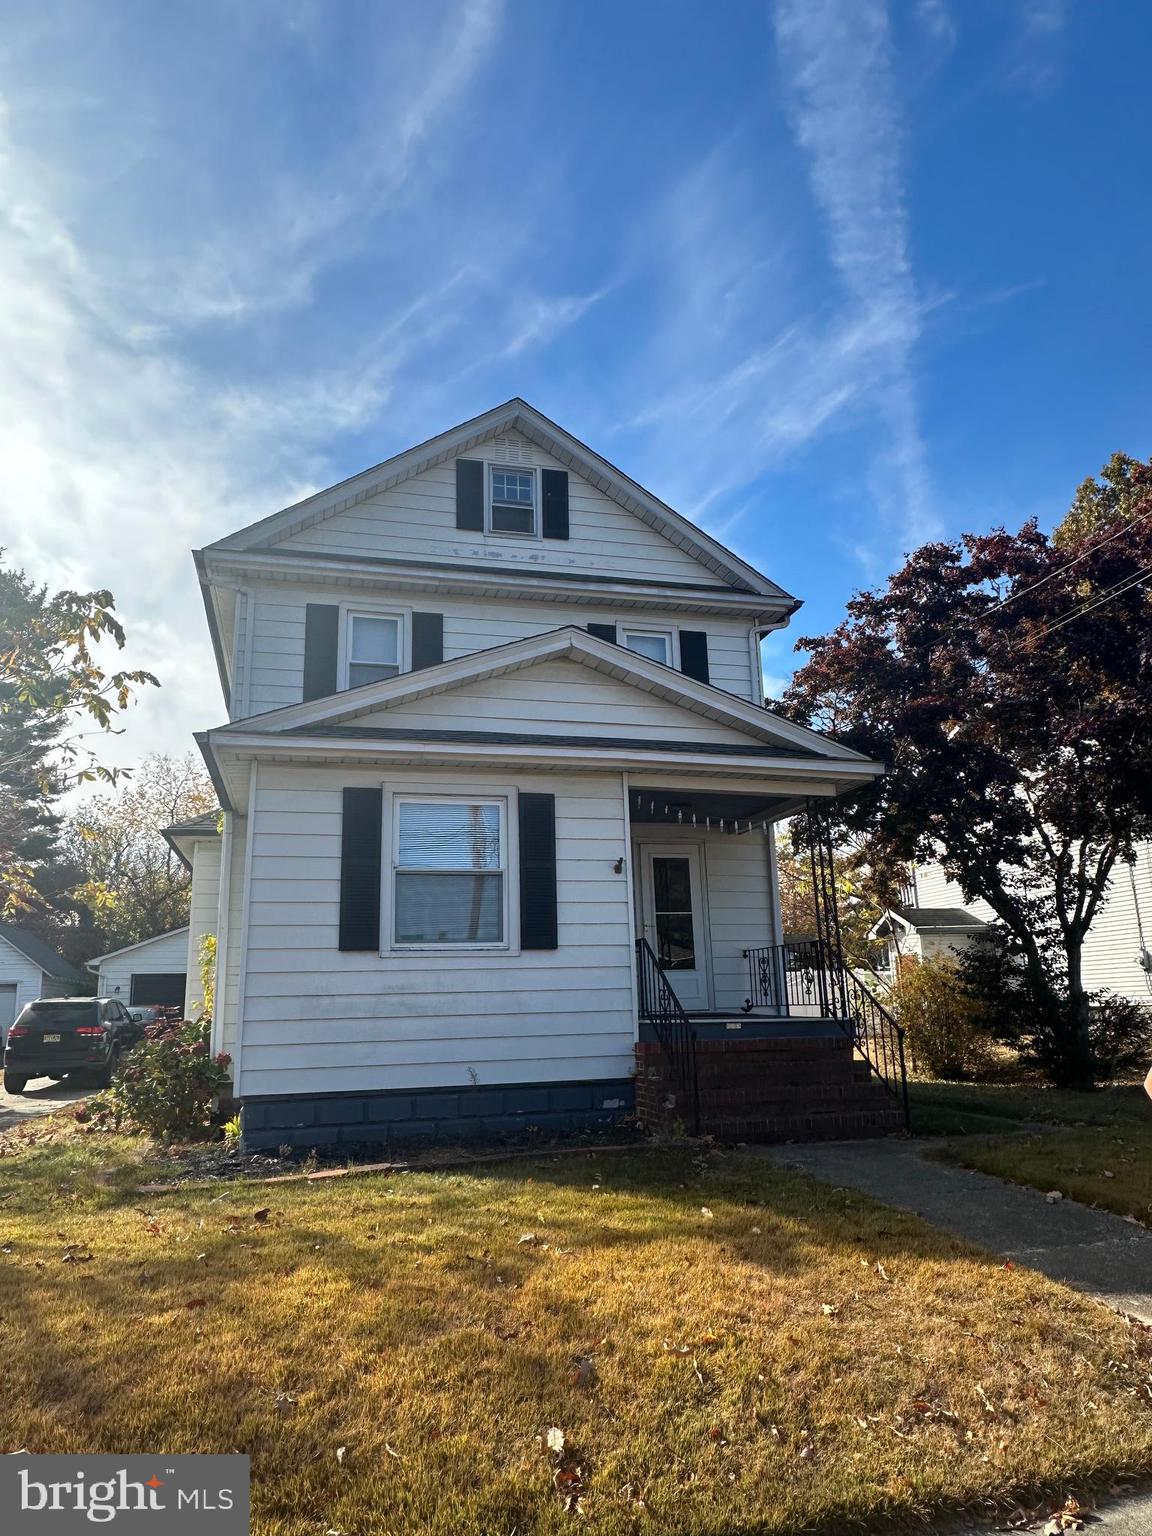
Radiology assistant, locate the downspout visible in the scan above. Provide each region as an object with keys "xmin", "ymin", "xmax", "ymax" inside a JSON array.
[{"xmin": 747, "ymin": 615, "xmax": 792, "ymax": 708}]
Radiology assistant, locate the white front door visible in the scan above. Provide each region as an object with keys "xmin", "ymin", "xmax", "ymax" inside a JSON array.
[{"xmin": 636, "ymin": 843, "xmax": 711, "ymax": 1010}]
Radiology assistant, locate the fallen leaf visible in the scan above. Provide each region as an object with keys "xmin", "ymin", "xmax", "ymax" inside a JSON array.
[
  {"xmin": 185, "ymin": 1298, "xmax": 207, "ymax": 1310},
  {"xmin": 571, "ymin": 1356, "xmax": 596, "ymax": 1389},
  {"xmin": 1045, "ymin": 1190, "xmax": 1063, "ymax": 1203},
  {"xmin": 253, "ymin": 1208, "xmax": 271, "ymax": 1224},
  {"xmin": 518, "ymin": 1232, "xmax": 539, "ymax": 1245},
  {"xmin": 335, "ymin": 1445, "xmax": 347, "ymax": 1466},
  {"xmin": 700, "ymin": 1207, "xmax": 714, "ymax": 1220},
  {"xmin": 820, "ymin": 1303, "xmax": 838, "ymax": 1317},
  {"xmin": 546, "ymin": 1426, "xmax": 566, "ymax": 1455}
]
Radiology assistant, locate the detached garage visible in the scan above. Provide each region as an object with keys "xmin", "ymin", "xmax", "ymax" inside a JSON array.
[
  {"xmin": 89, "ymin": 928, "xmax": 190, "ymax": 1009},
  {"xmin": 0, "ymin": 922, "xmax": 88, "ymax": 1039}
]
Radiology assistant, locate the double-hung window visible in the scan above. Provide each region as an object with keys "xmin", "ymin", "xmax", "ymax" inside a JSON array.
[
  {"xmin": 347, "ymin": 613, "xmax": 401, "ymax": 688},
  {"xmin": 393, "ymin": 798, "xmax": 506, "ymax": 947},
  {"xmin": 622, "ymin": 627, "xmax": 674, "ymax": 666},
  {"xmin": 488, "ymin": 466, "xmax": 536, "ymax": 535}
]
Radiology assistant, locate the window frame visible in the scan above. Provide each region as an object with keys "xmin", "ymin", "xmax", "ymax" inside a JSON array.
[
  {"xmin": 340, "ymin": 607, "xmax": 409, "ymax": 691},
  {"xmin": 387, "ymin": 792, "xmax": 512, "ymax": 953},
  {"xmin": 486, "ymin": 463, "xmax": 539, "ymax": 539},
  {"xmin": 621, "ymin": 625, "xmax": 679, "ymax": 669}
]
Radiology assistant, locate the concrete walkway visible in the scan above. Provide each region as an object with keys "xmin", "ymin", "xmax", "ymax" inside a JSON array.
[{"xmin": 758, "ymin": 1138, "xmax": 1152, "ymax": 1323}]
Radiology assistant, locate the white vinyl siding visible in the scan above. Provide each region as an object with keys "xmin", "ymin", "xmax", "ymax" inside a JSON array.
[
  {"xmin": 236, "ymin": 765, "xmax": 636, "ymax": 1098},
  {"xmin": 348, "ymin": 658, "xmax": 760, "ymax": 746},
  {"xmin": 0, "ymin": 939, "xmax": 52, "ymax": 1033},
  {"xmin": 272, "ymin": 430, "xmax": 728, "ymax": 587},
  {"xmin": 915, "ymin": 850, "xmax": 1152, "ymax": 1003},
  {"xmin": 184, "ymin": 838, "xmax": 222, "ymax": 1019},
  {"xmin": 239, "ymin": 588, "xmax": 757, "ymax": 719},
  {"xmin": 217, "ymin": 813, "xmax": 249, "ymax": 1058},
  {"xmin": 94, "ymin": 928, "xmax": 189, "ymax": 1004}
]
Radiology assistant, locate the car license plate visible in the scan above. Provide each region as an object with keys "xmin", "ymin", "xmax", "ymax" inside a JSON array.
[{"xmin": 42, "ymin": 1033, "xmax": 61, "ymax": 1043}]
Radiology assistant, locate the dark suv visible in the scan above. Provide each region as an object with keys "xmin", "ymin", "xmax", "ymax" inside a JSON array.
[{"xmin": 3, "ymin": 997, "xmax": 144, "ymax": 1094}]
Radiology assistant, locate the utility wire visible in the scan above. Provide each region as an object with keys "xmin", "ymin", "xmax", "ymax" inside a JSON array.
[
  {"xmin": 1025, "ymin": 565, "xmax": 1152, "ymax": 643},
  {"xmin": 983, "ymin": 503, "xmax": 1152, "ymax": 615}
]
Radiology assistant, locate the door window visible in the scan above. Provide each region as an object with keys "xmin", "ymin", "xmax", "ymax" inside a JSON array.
[{"xmin": 652, "ymin": 855, "xmax": 695, "ymax": 969}]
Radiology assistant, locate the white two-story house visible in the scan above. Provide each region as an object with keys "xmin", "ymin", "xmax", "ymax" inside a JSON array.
[{"xmin": 179, "ymin": 400, "xmax": 900, "ymax": 1149}]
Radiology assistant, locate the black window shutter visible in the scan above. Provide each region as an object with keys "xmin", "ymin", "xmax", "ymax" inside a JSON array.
[
  {"xmin": 518, "ymin": 793, "xmax": 558, "ymax": 950},
  {"xmin": 339, "ymin": 788, "xmax": 383, "ymax": 951},
  {"xmin": 541, "ymin": 469, "xmax": 569, "ymax": 540},
  {"xmin": 456, "ymin": 459, "xmax": 485, "ymax": 531},
  {"xmin": 303, "ymin": 604, "xmax": 340, "ymax": 701},
  {"xmin": 679, "ymin": 630, "xmax": 711, "ymax": 685},
  {"xmin": 587, "ymin": 623, "xmax": 617, "ymax": 644},
  {"xmin": 411, "ymin": 611, "xmax": 444, "ymax": 670}
]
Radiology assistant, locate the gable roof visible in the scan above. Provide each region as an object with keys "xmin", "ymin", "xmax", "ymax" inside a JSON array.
[
  {"xmin": 207, "ymin": 625, "xmax": 870, "ymax": 763},
  {"xmin": 869, "ymin": 906, "xmax": 990, "ymax": 940},
  {"xmin": 162, "ymin": 810, "xmax": 222, "ymax": 872},
  {"xmin": 0, "ymin": 922, "xmax": 86, "ymax": 984},
  {"xmin": 202, "ymin": 399, "xmax": 794, "ymax": 602},
  {"xmin": 87, "ymin": 927, "xmax": 190, "ymax": 969}
]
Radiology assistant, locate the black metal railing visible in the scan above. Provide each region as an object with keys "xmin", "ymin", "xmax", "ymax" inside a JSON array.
[
  {"xmin": 635, "ymin": 937, "xmax": 700, "ymax": 1133},
  {"xmin": 742, "ymin": 939, "xmax": 910, "ymax": 1129}
]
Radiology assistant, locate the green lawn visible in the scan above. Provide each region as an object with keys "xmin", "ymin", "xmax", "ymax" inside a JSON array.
[
  {"xmin": 910, "ymin": 1080, "xmax": 1152, "ymax": 1136},
  {"xmin": 2, "ymin": 1132, "xmax": 1152, "ymax": 1533},
  {"xmin": 936, "ymin": 1125, "xmax": 1152, "ymax": 1225}
]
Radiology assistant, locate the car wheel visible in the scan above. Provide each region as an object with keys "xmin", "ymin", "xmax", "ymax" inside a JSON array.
[
  {"xmin": 94, "ymin": 1047, "xmax": 124, "ymax": 1089},
  {"xmin": 3, "ymin": 1071, "xmax": 28, "ymax": 1095}
]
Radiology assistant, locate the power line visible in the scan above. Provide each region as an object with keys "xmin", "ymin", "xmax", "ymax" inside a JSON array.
[
  {"xmin": 983, "ymin": 503, "xmax": 1152, "ymax": 616},
  {"xmin": 1026, "ymin": 564, "xmax": 1152, "ymax": 643}
]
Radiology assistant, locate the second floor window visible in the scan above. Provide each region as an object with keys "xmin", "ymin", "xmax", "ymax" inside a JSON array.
[
  {"xmin": 347, "ymin": 613, "xmax": 401, "ymax": 688},
  {"xmin": 489, "ymin": 466, "xmax": 536, "ymax": 535},
  {"xmin": 622, "ymin": 628, "xmax": 673, "ymax": 665}
]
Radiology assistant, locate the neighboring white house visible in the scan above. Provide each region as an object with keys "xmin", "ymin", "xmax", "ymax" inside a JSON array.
[
  {"xmin": 0, "ymin": 923, "xmax": 88, "ymax": 1039},
  {"xmin": 173, "ymin": 398, "xmax": 890, "ymax": 1148},
  {"xmin": 88, "ymin": 928, "xmax": 190, "ymax": 1008},
  {"xmin": 880, "ymin": 852, "xmax": 1152, "ymax": 1004},
  {"xmin": 869, "ymin": 905, "xmax": 991, "ymax": 974}
]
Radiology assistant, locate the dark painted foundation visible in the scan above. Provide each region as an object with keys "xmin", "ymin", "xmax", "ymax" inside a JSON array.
[{"xmin": 240, "ymin": 1077, "xmax": 636, "ymax": 1151}]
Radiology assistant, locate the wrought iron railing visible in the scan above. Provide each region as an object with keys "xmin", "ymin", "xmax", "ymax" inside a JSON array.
[
  {"xmin": 635, "ymin": 937, "xmax": 700, "ymax": 1133},
  {"xmin": 742, "ymin": 939, "xmax": 910, "ymax": 1130}
]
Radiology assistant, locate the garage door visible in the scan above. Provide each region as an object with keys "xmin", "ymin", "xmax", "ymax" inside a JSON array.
[
  {"xmin": 0, "ymin": 984, "xmax": 17, "ymax": 1036},
  {"xmin": 129, "ymin": 973, "xmax": 186, "ymax": 1007}
]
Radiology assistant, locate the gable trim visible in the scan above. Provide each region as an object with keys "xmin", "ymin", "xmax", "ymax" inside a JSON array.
[
  {"xmin": 88, "ymin": 927, "xmax": 191, "ymax": 968},
  {"xmin": 203, "ymin": 399, "xmax": 794, "ymax": 601},
  {"xmin": 207, "ymin": 626, "xmax": 871, "ymax": 763}
]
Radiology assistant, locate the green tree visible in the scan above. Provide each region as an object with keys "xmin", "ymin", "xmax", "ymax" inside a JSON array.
[
  {"xmin": 1053, "ymin": 452, "xmax": 1152, "ymax": 548},
  {"xmin": 0, "ymin": 566, "xmax": 67, "ymax": 917},
  {"xmin": 0, "ymin": 552, "xmax": 158, "ymax": 918},
  {"xmin": 66, "ymin": 753, "xmax": 216, "ymax": 952}
]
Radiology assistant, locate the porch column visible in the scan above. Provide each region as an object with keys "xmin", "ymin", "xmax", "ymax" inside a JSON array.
[{"xmin": 805, "ymin": 799, "xmax": 849, "ymax": 1017}]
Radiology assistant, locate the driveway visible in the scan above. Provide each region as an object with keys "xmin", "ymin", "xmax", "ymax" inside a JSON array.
[{"xmin": 0, "ymin": 1077, "xmax": 87, "ymax": 1133}]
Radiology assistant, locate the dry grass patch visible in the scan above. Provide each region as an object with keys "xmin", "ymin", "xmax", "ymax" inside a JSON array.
[
  {"xmin": 937, "ymin": 1126, "xmax": 1152, "ymax": 1226},
  {"xmin": 2, "ymin": 1143, "xmax": 1152, "ymax": 1534}
]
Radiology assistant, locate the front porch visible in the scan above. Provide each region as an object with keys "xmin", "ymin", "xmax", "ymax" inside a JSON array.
[{"xmin": 627, "ymin": 784, "xmax": 909, "ymax": 1140}]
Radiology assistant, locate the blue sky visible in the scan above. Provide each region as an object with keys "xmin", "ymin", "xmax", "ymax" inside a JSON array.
[{"xmin": 1, "ymin": 0, "xmax": 1148, "ymax": 768}]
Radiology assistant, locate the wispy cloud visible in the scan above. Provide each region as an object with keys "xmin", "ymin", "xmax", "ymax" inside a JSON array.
[
  {"xmin": 915, "ymin": 0, "xmax": 957, "ymax": 52},
  {"xmin": 773, "ymin": 0, "xmax": 934, "ymax": 548}
]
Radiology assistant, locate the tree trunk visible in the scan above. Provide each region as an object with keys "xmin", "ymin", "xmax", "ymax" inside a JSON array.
[{"xmin": 1060, "ymin": 937, "xmax": 1096, "ymax": 1090}]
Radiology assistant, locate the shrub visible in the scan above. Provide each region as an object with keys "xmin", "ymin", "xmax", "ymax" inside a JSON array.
[
  {"xmin": 892, "ymin": 956, "xmax": 994, "ymax": 1080},
  {"xmin": 1089, "ymin": 991, "xmax": 1152, "ymax": 1080},
  {"xmin": 89, "ymin": 1016, "xmax": 231, "ymax": 1141}
]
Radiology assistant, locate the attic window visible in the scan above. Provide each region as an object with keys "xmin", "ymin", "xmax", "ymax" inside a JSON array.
[{"xmin": 488, "ymin": 466, "xmax": 537, "ymax": 536}]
